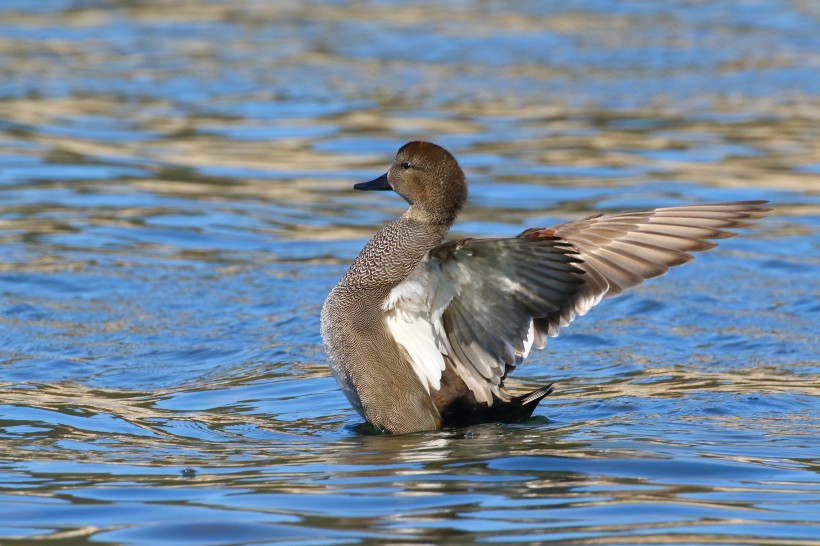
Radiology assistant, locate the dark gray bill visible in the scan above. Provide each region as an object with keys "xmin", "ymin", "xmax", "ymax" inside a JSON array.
[{"xmin": 354, "ymin": 173, "xmax": 391, "ymax": 191}]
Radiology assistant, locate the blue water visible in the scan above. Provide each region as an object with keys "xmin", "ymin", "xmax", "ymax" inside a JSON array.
[{"xmin": 1, "ymin": 1, "xmax": 819, "ymax": 544}]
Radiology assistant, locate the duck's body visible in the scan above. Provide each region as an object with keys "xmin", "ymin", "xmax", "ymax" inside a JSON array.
[
  {"xmin": 322, "ymin": 214, "xmax": 450, "ymax": 432},
  {"xmin": 321, "ymin": 141, "xmax": 769, "ymax": 434}
]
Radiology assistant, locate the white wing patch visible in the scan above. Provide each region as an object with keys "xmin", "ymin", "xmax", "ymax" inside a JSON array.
[
  {"xmin": 382, "ymin": 262, "xmax": 456, "ymax": 393},
  {"xmin": 521, "ymin": 320, "xmax": 535, "ymax": 360}
]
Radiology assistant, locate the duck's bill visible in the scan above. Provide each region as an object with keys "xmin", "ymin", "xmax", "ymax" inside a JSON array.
[{"xmin": 354, "ymin": 173, "xmax": 391, "ymax": 191}]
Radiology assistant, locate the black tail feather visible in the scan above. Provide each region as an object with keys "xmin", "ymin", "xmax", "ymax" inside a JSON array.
[
  {"xmin": 516, "ymin": 383, "xmax": 555, "ymax": 407},
  {"xmin": 440, "ymin": 383, "xmax": 555, "ymax": 428}
]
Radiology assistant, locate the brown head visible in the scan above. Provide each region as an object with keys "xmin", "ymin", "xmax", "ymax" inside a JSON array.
[{"xmin": 355, "ymin": 141, "xmax": 468, "ymax": 224}]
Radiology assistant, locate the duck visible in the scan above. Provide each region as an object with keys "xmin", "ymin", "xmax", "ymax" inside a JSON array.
[{"xmin": 321, "ymin": 141, "xmax": 769, "ymax": 434}]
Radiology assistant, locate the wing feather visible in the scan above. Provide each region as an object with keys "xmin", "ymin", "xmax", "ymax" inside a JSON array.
[
  {"xmin": 385, "ymin": 236, "xmax": 584, "ymax": 403},
  {"xmin": 528, "ymin": 200, "xmax": 771, "ymax": 341}
]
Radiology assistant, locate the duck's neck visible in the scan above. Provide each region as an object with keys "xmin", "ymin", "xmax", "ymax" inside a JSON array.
[{"xmin": 339, "ymin": 208, "xmax": 451, "ymax": 296}]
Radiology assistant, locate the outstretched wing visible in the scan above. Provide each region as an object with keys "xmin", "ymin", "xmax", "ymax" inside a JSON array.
[
  {"xmin": 383, "ymin": 236, "xmax": 584, "ymax": 404},
  {"xmin": 522, "ymin": 200, "xmax": 771, "ymax": 347},
  {"xmin": 385, "ymin": 200, "xmax": 770, "ymax": 406}
]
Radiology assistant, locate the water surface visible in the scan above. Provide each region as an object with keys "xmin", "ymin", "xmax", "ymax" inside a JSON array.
[{"xmin": 1, "ymin": 1, "xmax": 819, "ymax": 544}]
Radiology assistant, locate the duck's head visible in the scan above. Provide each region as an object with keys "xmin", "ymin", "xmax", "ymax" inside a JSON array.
[{"xmin": 355, "ymin": 141, "xmax": 468, "ymax": 223}]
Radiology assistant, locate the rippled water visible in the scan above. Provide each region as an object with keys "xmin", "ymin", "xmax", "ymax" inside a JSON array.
[{"xmin": 1, "ymin": 1, "xmax": 819, "ymax": 544}]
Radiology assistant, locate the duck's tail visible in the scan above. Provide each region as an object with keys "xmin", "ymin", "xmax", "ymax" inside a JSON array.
[
  {"xmin": 439, "ymin": 383, "xmax": 555, "ymax": 428},
  {"xmin": 502, "ymin": 383, "xmax": 555, "ymax": 422},
  {"xmin": 515, "ymin": 383, "xmax": 555, "ymax": 410}
]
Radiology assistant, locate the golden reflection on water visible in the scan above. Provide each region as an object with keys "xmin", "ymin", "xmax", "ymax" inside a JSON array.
[{"xmin": 4, "ymin": 98, "xmax": 819, "ymax": 246}]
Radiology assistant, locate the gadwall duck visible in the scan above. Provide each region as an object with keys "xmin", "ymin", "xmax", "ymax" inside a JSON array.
[{"xmin": 321, "ymin": 141, "xmax": 769, "ymax": 434}]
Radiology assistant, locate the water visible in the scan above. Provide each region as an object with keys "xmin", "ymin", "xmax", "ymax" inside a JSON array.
[{"xmin": 1, "ymin": 0, "xmax": 819, "ymax": 544}]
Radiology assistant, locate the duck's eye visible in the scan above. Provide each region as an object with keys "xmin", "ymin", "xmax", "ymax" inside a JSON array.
[{"xmin": 401, "ymin": 161, "xmax": 411, "ymax": 170}]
